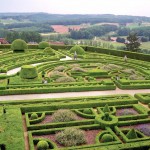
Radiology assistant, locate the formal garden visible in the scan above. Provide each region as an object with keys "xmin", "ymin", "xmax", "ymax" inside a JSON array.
[{"xmin": 0, "ymin": 39, "xmax": 150, "ymax": 150}]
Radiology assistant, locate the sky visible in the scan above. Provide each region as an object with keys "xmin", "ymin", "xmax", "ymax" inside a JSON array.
[{"xmin": 0, "ymin": 0, "xmax": 150, "ymax": 17}]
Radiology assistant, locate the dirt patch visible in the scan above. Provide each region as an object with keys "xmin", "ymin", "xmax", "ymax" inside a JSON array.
[{"xmin": 36, "ymin": 114, "xmax": 87, "ymax": 125}]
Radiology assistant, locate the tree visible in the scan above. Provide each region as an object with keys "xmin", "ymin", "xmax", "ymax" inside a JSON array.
[{"xmin": 125, "ymin": 32, "xmax": 141, "ymax": 52}]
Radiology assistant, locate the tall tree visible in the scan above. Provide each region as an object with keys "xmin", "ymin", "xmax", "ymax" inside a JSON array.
[{"xmin": 125, "ymin": 32, "xmax": 141, "ymax": 52}]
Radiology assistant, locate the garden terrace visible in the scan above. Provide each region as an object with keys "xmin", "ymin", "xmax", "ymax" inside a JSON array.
[
  {"xmin": 0, "ymin": 94, "xmax": 150, "ymax": 150},
  {"xmin": 0, "ymin": 48, "xmax": 150, "ymax": 95}
]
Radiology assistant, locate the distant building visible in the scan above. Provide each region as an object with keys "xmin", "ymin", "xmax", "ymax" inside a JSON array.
[
  {"xmin": 0, "ymin": 38, "xmax": 9, "ymax": 44},
  {"xmin": 110, "ymin": 37, "xmax": 117, "ymax": 42},
  {"xmin": 48, "ymin": 41, "xmax": 65, "ymax": 45}
]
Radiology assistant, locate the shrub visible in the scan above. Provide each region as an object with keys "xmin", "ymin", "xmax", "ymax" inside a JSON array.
[
  {"xmin": 71, "ymin": 67, "xmax": 86, "ymax": 72},
  {"xmin": 54, "ymin": 66, "xmax": 66, "ymax": 72},
  {"xmin": 51, "ymin": 109, "xmax": 77, "ymax": 122},
  {"xmin": 20, "ymin": 65, "xmax": 38, "ymax": 79},
  {"xmin": 129, "ymin": 74, "xmax": 145, "ymax": 80},
  {"xmin": 101, "ymin": 64, "xmax": 122, "ymax": 71},
  {"xmin": 83, "ymin": 108, "xmax": 92, "ymax": 114},
  {"xmin": 55, "ymin": 76, "xmax": 76, "ymax": 83},
  {"xmin": 121, "ymin": 69, "xmax": 135, "ymax": 74},
  {"xmin": 11, "ymin": 39, "xmax": 28, "ymax": 52},
  {"xmin": 38, "ymin": 42, "xmax": 49, "ymax": 49},
  {"xmin": 44, "ymin": 47, "xmax": 55, "ymax": 55},
  {"xmin": 103, "ymin": 104, "xmax": 110, "ymax": 113},
  {"xmin": 56, "ymin": 128, "xmax": 86, "ymax": 146},
  {"xmin": 70, "ymin": 45, "xmax": 85, "ymax": 55},
  {"xmin": 37, "ymin": 140, "xmax": 49, "ymax": 150},
  {"xmin": 126, "ymin": 129, "xmax": 138, "ymax": 139},
  {"xmin": 30, "ymin": 113, "xmax": 38, "ymax": 120},
  {"xmin": 48, "ymin": 71, "xmax": 66, "ymax": 78},
  {"xmin": 101, "ymin": 134, "xmax": 113, "ymax": 142}
]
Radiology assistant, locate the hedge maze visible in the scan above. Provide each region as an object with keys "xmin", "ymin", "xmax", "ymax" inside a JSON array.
[
  {"xmin": 0, "ymin": 44, "xmax": 150, "ymax": 95},
  {"xmin": 0, "ymin": 43, "xmax": 150, "ymax": 150}
]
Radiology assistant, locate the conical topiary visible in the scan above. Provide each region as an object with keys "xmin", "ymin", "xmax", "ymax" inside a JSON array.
[
  {"xmin": 126, "ymin": 129, "xmax": 138, "ymax": 139},
  {"xmin": 103, "ymin": 104, "xmax": 110, "ymax": 113}
]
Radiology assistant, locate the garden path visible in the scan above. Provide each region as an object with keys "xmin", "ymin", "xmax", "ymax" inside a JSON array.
[{"xmin": 0, "ymin": 88, "xmax": 149, "ymax": 101}]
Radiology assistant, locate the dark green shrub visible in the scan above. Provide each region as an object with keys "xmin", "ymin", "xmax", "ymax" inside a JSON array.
[
  {"xmin": 37, "ymin": 140, "xmax": 49, "ymax": 150},
  {"xmin": 30, "ymin": 113, "xmax": 38, "ymax": 120},
  {"xmin": 56, "ymin": 128, "xmax": 86, "ymax": 146},
  {"xmin": 126, "ymin": 129, "xmax": 138, "ymax": 139},
  {"xmin": 55, "ymin": 76, "xmax": 76, "ymax": 83},
  {"xmin": 101, "ymin": 134, "xmax": 113, "ymax": 142},
  {"xmin": 70, "ymin": 45, "xmax": 85, "ymax": 55},
  {"xmin": 51, "ymin": 109, "xmax": 77, "ymax": 122},
  {"xmin": 38, "ymin": 42, "xmax": 49, "ymax": 49},
  {"xmin": 103, "ymin": 104, "xmax": 110, "ymax": 113},
  {"xmin": 83, "ymin": 108, "xmax": 92, "ymax": 114},
  {"xmin": 11, "ymin": 39, "xmax": 28, "ymax": 52},
  {"xmin": 44, "ymin": 47, "xmax": 55, "ymax": 55},
  {"xmin": 20, "ymin": 65, "xmax": 38, "ymax": 79}
]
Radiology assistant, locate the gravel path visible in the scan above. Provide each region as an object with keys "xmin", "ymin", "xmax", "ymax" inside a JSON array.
[{"xmin": 0, "ymin": 88, "xmax": 149, "ymax": 101}]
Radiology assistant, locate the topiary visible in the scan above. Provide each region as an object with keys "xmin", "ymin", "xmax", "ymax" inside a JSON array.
[
  {"xmin": 38, "ymin": 41, "xmax": 49, "ymax": 49},
  {"xmin": 11, "ymin": 39, "xmax": 28, "ymax": 52},
  {"xmin": 56, "ymin": 128, "xmax": 86, "ymax": 146},
  {"xmin": 20, "ymin": 65, "xmax": 38, "ymax": 79},
  {"xmin": 101, "ymin": 134, "xmax": 113, "ymax": 142},
  {"xmin": 51, "ymin": 109, "xmax": 77, "ymax": 122},
  {"xmin": 126, "ymin": 129, "xmax": 138, "ymax": 139},
  {"xmin": 30, "ymin": 113, "xmax": 38, "ymax": 120},
  {"xmin": 37, "ymin": 140, "xmax": 49, "ymax": 150},
  {"xmin": 70, "ymin": 45, "xmax": 85, "ymax": 55},
  {"xmin": 83, "ymin": 108, "xmax": 92, "ymax": 114},
  {"xmin": 55, "ymin": 76, "xmax": 76, "ymax": 83},
  {"xmin": 44, "ymin": 47, "xmax": 55, "ymax": 55},
  {"xmin": 71, "ymin": 67, "xmax": 86, "ymax": 72},
  {"xmin": 103, "ymin": 104, "xmax": 110, "ymax": 113}
]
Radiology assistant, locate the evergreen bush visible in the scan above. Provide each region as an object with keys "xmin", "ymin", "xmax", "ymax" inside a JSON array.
[
  {"xmin": 101, "ymin": 134, "xmax": 113, "ymax": 142},
  {"xmin": 37, "ymin": 140, "xmax": 49, "ymax": 150},
  {"xmin": 20, "ymin": 65, "xmax": 38, "ymax": 79},
  {"xmin": 11, "ymin": 39, "xmax": 27, "ymax": 52},
  {"xmin": 70, "ymin": 45, "xmax": 85, "ymax": 55},
  {"xmin": 56, "ymin": 128, "xmax": 86, "ymax": 146},
  {"xmin": 30, "ymin": 113, "xmax": 38, "ymax": 120},
  {"xmin": 38, "ymin": 42, "xmax": 49, "ymax": 49},
  {"xmin": 51, "ymin": 109, "xmax": 77, "ymax": 122}
]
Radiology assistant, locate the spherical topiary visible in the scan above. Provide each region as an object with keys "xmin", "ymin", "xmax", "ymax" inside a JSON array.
[
  {"xmin": 83, "ymin": 108, "xmax": 92, "ymax": 114},
  {"xmin": 44, "ymin": 47, "xmax": 55, "ymax": 55},
  {"xmin": 101, "ymin": 134, "xmax": 113, "ymax": 142},
  {"xmin": 37, "ymin": 140, "xmax": 49, "ymax": 150},
  {"xmin": 56, "ymin": 128, "xmax": 86, "ymax": 146},
  {"xmin": 51, "ymin": 109, "xmax": 77, "ymax": 122},
  {"xmin": 20, "ymin": 65, "xmax": 38, "ymax": 79},
  {"xmin": 11, "ymin": 39, "xmax": 28, "ymax": 52},
  {"xmin": 38, "ymin": 41, "xmax": 50, "ymax": 49},
  {"xmin": 30, "ymin": 113, "xmax": 38, "ymax": 120},
  {"xmin": 70, "ymin": 45, "xmax": 85, "ymax": 55}
]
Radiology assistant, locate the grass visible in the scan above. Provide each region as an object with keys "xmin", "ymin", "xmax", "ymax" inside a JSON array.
[{"xmin": 0, "ymin": 107, "xmax": 25, "ymax": 150}]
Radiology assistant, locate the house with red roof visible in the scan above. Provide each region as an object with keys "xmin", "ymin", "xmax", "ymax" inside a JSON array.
[{"xmin": 0, "ymin": 38, "xmax": 9, "ymax": 44}]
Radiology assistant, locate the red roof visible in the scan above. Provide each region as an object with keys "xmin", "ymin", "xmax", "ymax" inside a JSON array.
[
  {"xmin": 0, "ymin": 38, "xmax": 9, "ymax": 44},
  {"xmin": 49, "ymin": 41, "xmax": 65, "ymax": 45}
]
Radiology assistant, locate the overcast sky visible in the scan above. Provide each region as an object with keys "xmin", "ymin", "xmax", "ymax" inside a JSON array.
[{"xmin": 1, "ymin": 0, "xmax": 150, "ymax": 17}]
